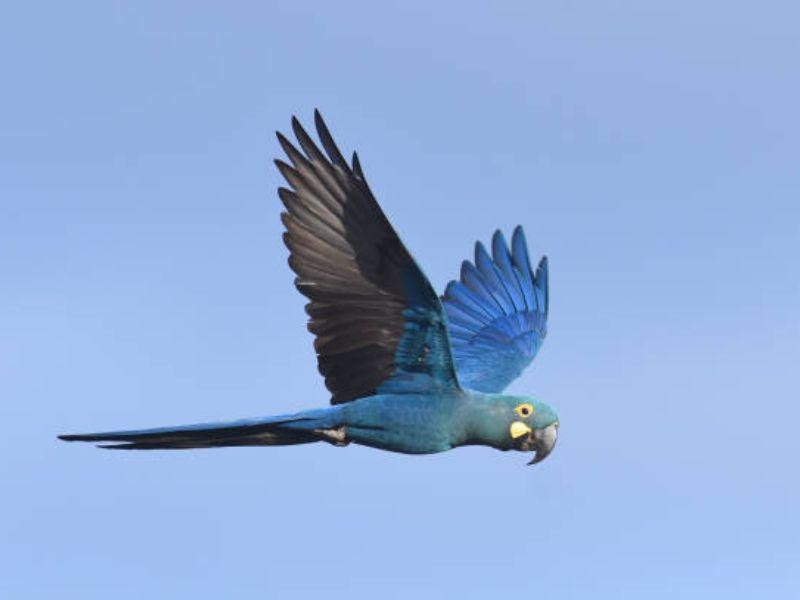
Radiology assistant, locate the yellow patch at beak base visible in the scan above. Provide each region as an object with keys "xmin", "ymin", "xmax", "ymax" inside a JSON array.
[{"xmin": 509, "ymin": 421, "xmax": 532, "ymax": 439}]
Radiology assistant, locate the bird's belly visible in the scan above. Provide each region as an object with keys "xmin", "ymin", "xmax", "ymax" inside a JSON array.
[
  {"xmin": 340, "ymin": 394, "xmax": 457, "ymax": 455},
  {"xmin": 345, "ymin": 424, "xmax": 450, "ymax": 454}
]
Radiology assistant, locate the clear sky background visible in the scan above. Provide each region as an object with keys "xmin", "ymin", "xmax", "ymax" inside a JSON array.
[{"xmin": 2, "ymin": 2, "xmax": 798, "ymax": 598}]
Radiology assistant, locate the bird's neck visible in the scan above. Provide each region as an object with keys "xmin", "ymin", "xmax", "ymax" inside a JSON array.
[{"xmin": 455, "ymin": 392, "xmax": 514, "ymax": 450}]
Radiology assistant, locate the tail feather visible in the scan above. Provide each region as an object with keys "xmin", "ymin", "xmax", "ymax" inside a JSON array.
[{"xmin": 58, "ymin": 414, "xmax": 331, "ymax": 450}]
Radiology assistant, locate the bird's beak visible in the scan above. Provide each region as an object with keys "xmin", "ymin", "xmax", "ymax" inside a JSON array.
[{"xmin": 527, "ymin": 422, "xmax": 558, "ymax": 465}]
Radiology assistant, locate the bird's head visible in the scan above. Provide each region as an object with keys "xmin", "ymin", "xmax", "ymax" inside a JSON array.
[{"xmin": 499, "ymin": 395, "xmax": 559, "ymax": 465}]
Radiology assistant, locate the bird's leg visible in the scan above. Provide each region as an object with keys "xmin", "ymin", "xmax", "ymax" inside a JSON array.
[{"xmin": 314, "ymin": 426, "xmax": 349, "ymax": 447}]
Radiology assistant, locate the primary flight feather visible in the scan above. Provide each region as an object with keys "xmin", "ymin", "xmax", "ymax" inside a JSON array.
[{"xmin": 60, "ymin": 111, "xmax": 558, "ymax": 465}]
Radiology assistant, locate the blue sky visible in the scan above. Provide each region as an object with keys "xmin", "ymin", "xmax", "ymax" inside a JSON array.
[{"xmin": 2, "ymin": 1, "xmax": 798, "ymax": 598}]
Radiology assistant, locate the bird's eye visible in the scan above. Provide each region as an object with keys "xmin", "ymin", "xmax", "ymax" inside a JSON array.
[{"xmin": 515, "ymin": 403, "xmax": 534, "ymax": 418}]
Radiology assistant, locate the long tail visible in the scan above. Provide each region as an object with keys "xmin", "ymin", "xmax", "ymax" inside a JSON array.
[{"xmin": 58, "ymin": 410, "xmax": 343, "ymax": 450}]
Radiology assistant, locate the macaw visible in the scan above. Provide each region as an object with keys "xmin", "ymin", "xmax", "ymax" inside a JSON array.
[{"xmin": 60, "ymin": 111, "xmax": 559, "ymax": 465}]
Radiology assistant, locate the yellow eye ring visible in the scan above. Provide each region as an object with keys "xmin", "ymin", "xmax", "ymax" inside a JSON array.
[{"xmin": 515, "ymin": 403, "xmax": 534, "ymax": 418}]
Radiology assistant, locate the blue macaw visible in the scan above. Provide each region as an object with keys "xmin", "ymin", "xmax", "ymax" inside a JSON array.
[{"xmin": 60, "ymin": 112, "xmax": 559, "ymax": 465}]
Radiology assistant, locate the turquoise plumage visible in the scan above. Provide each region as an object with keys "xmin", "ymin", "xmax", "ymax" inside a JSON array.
[{"xmin": 59, "ymin": 112, "xmax": 559, "ymax": 466}]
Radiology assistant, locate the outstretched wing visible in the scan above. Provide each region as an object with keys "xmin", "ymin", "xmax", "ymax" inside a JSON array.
[
  {"xmin": 441, "ymin": 227, "xmax": 548, "ymax": 393},
  {"xmin": 275, "ymin": 111, "xmax": 459, "ymax": 404}
]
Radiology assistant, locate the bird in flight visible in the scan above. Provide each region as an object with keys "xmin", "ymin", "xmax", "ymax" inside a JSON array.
[{"xmin": 60, "ymin": 111, "xmax": 558, "ymax": 465}]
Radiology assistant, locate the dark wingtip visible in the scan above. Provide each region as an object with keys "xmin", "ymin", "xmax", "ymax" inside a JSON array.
[
  {"xmin": 352, "ymin": 151, "xmax": 363, "ymax": 177},
  {"xmin": 275, "ymin": 131, "xmax": 295, "ymax": 157},
  {"xmin": 313, "ymin": 108, "xmax": 325, "ymax": 131},
  {"xmin": 290, "ymin": 115, "xmax": 311, "ymax": 144},
  {"xmin": 313, "ymin": 109, "xmax": 349, "ymax": 168},
  {"xmin": 274, "ymin": 158, "xmax": 298, "ymax": 181}
]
